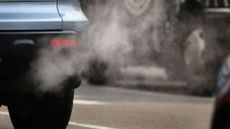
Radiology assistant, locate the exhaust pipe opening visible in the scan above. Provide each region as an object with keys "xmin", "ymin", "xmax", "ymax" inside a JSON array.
[{"xmin": 65, "ymin": 74, "xmax": 81, "ymax": 89}]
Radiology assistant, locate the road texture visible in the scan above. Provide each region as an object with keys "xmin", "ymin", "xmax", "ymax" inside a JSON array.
[{"xmin": 0, "ymin": 83, "xmax": 214, "ymax": 129}]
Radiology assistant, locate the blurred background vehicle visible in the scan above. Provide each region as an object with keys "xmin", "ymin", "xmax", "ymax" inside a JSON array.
[{"xmin": 212, "ymin": 54, "xmax": 230, "ymax": 129}]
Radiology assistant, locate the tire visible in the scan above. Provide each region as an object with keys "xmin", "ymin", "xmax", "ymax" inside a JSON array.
[
  {"xmin": 8, "ymin": 89, "xmax": 74, "ymax": 129},
  {"xmin": 211, "ymin": 105, "xmax": 230, "ymax": 129}
]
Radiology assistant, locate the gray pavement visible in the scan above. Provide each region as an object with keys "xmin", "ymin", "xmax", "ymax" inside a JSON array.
[{"xmin": 0, "ymin": 83, "xmax": 214, "ymax": 129}]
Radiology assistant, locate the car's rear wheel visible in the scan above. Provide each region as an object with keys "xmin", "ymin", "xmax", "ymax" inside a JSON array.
[{"xmin": 8, "ymin": 89, "xmax": 74, "ymax": 129}]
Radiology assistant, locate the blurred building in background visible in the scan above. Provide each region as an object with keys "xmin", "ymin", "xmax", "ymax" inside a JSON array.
[{"xmin": 80, "ymin": 0, "xmax": 230, "ymax": 96}]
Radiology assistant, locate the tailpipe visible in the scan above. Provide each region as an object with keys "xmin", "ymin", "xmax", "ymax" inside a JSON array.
[{"xmin": 65, "ymin": 74, "xmax": 81, "ymax": 89}]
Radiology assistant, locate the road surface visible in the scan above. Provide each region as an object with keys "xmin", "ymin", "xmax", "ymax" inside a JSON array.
[{"xmin": 0, "ymin": 83, "xmax": 214, "ymax": 129}]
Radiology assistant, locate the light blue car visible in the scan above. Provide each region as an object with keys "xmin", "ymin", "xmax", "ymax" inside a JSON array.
[{"xmin": 0, "ymin": 0, "xmax": 88, "ymax": 129}]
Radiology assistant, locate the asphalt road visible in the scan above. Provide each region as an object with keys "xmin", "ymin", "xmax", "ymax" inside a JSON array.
[{"xmin": 0, "ymin": 83, "xmax": 214, "ymax": 129}]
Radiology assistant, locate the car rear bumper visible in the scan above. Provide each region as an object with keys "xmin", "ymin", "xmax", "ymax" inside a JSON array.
[{"xmin": 0, "ymin": 31, "xmax": 81, "ymax": 94}]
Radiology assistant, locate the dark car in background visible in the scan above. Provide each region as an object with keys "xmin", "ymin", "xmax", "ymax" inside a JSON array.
[
  {"xmin": 212, "ymin": 54, "xmax": 230, "ymax": 129},
  {"xmin": 212, "ymin": 78, "xmax": 230, "ymax": 129},
  {"xmin": 212, "ymin": 55, "xmax": 230, "ymax": 129},
  {"xmin": 0, "ymin": 0, "xmax": 88, "ymax": 129}
]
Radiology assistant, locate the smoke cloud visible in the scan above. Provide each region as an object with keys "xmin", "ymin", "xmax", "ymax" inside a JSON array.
[{"xmin": 29, "ymin": 0, "xmax": 181, "ymax": 92}]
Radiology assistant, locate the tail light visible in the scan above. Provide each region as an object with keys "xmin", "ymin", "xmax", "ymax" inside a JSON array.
[{"xmin": 50, "ymin": 39, "xmax": 79, "ymax": 47}]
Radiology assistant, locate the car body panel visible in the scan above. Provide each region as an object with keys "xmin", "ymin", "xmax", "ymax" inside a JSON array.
[
  {"xmin": 0, "ymin": 2, "xmax": 62, "ymax": 31},
  {"xmin": 0, "ymin": 0, "xmax": 89, "ymax": 32},
  {"xmin": 57, "ymin": 0, "xmax": 89, "ymax": 32}
]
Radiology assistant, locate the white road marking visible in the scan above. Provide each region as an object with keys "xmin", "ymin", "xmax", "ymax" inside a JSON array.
[
  {"xmin": 0, "ymin": 111, "xmax": 8, "ymax": 115},
  {"xmin": 69, "ymin": 121, "xmax": 116, "ymax": 129},
  {"xmin": 74, "ymin": 99, "xmax": 109, "ymax": 105}
]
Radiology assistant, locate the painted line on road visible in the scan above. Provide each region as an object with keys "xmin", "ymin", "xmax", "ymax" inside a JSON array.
[
  {"xmin": 0, "ymin": 111, "xmax": 8, "ymax": 115},
  {"xmin": 74, "ymin": 99, "xmax": 109, "ymax": 105},
  {"xmin": 69, "ymin": 121, "xmax": 116, "ymax": 129}
]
